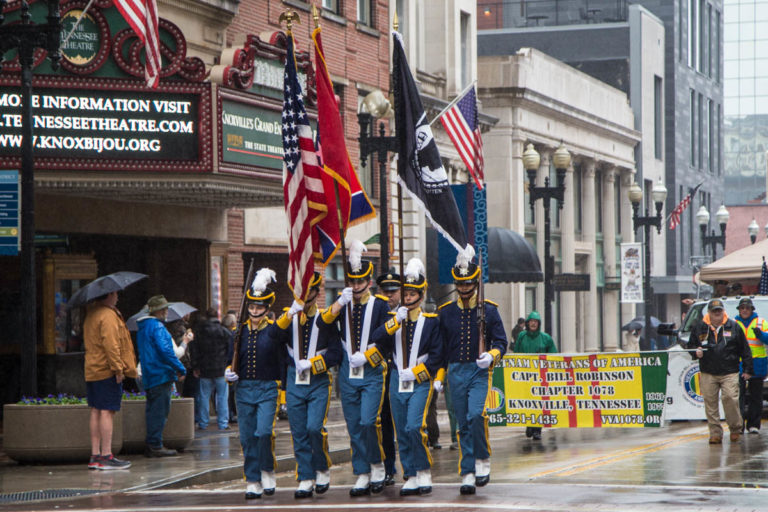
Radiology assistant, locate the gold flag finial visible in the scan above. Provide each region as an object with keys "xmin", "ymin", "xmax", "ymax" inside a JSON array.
[
  {"xmin": 279, "ymin": 9, "xmax": 300, "ymax": 35},
  {"xmin": 393, "ymin": 8, "xmax": 399, "ymax": 32},
  {"xmin": 312, "ymin": 3, "xmax": 320, "ymax": 28}
]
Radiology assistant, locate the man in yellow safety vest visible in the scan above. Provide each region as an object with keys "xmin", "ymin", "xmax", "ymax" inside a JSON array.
[{"xmin": 735, "ymin": 297, "xmax": 768, "ymax": 433}]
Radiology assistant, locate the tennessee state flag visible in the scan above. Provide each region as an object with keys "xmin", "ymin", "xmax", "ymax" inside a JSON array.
[{"xmin": 312, "ymin": 26, "xmax": 375, "ymax": 247}]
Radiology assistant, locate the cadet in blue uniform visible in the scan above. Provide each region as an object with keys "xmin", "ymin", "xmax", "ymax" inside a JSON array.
[
  {"xmin": 375, "ymin": 270, "xmax": 401, "ymax": 486},
  {"xmin": 437, "ymin": 251, "xmax": 507, "ymax": 495},
  {"xmin": 225, "ymin": 268, "xmax": 283, "ymax": 500},
  {"xmin": 321, "ymin": 240, "xmax": 391, "ymax": 496},
  {"xmin": 372, "ymin": 258, "xmax": 442, "ymax": 496},
  {"xmin": 276, "ymin": 272, "xmax": 343, "ymax": 499}
]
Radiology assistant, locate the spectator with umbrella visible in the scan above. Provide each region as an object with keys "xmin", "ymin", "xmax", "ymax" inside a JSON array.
[{"xmin": 75, "ymin": 271, "xmax": 146, "ymax": 470}]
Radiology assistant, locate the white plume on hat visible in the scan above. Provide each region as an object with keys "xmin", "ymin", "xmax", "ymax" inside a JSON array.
[
  {"xmin": 251, "ymin": 267, "xmax": 276, "ymax": 295},
  {"xmin": 348, "ymin": 239, "xmax": 367, "ymax": 273},
  {"xmin": 404, "ymin": 257, "xmax": 425, "ymax": 282},
  {"xmin": 455, "ymin": 244, "xmax": 476, "ymax": 270}
]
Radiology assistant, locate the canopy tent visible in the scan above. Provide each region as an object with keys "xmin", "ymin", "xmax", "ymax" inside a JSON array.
[{"xmin": 699, "ymin": 237, "xmax": 768, "ymax": 284}]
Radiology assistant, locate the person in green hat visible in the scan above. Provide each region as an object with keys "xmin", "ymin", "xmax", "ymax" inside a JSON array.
[{"xmin": 514, "ymin": 311, "xmax": 557, "ymax": 441}]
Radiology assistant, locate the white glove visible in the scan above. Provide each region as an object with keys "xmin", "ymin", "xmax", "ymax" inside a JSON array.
[
  {"xmin": 433, "ymin": 380, "xmax": 444, "ymax": 393},
  {"xmin": 399, "ymin": 368, "xmax": 416, "ymax": 382},
  {"xmin": 296, "ymin": 359, "xmax": 312, "ymax": 373},
  {"xmin": 476, "ymin": 352, "xmax": 494, "ymax": 369},
  {"xmin": 395, "ymin": 306, "xmax": 408, "ymax": 323},
  {"xmin": 288, "ymin": 300, "xmax": 304, "ymax": 317},
  {"xmin": 338, "ymin": 287, "xmax": 353, "ymax": 306},
  {"xmin": 349, "ymin": 351, "xmax": 367, "ymax": 368},
  {"xmin": 224, "ymin": 367, "xmax": 239, "ymax": 382}
]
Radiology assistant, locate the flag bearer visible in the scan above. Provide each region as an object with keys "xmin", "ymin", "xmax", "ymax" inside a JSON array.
[
  {"xmin": 735, "ymin": 297, "xmax": 768, "ymax": 433},
  {"xmin": 372, "ymin": 258, "xmax": 443, "ymax": 496},
  {"xmin": 277, "ymin": 272, "xmax": 343, "ymax": 498},
  {"xmin": 438, "ymin": 247, "xmax": 507, "ymax": 495},
  {"xmin": 225, "ymin": 268, "xmax": 283, "ymax": 500},
  {"xmin": 322, "ymin": 240, "xmax": 391, "ymax": 496}
]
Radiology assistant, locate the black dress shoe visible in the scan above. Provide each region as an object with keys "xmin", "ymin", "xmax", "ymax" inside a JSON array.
[
  {"xmin": 418, "ymin": 486, "xmax": 432, "ymax": 495},
  {"xmin": 349, "ymin": 485, "xmax": 371, "ymax": 497},
  {"xmin": 384, "ymin": 473, "xmax": 395, "ymax": 486},
  {"xmin": 315, "ymin": 483, "xmax": 329, "ymax": 494},
  {"xmin": 430, "ymin": 442, "xmax": 442, "ymax": 450},
  {"xmin": 460, "ymin": 484, "xmax": 476, "ymax": 495},
  {"xmin": 294, "ymin": 489, "xmax": 313, "ymax": 499},
  {"xmin": 400, "ymin": 486, "xmax": 420, "ymax": 496},
  {"xmin": 525, "ymin": 427, "xmax": 533, "ymax": 438},
  {"xmin": 532, "ymin": 431, "xmax": 542, "ymax": 441},
  {"xmin": 144, "ymin": 446, "xmax": 177, "ymax": 457},
  {"xmin": 476, "ymin": 475, "xmax": 490, "ymax": 487},
  {"xmin": 245, "ymin": 492, "xmax": 261, "ymax": 500},
  {"xmin": 263, "ymin": 488, "xmax": 275, "ymax": 496},
  {"xmin": 370, "ymin": 480, "xmax": 385, "ymax": 494}
]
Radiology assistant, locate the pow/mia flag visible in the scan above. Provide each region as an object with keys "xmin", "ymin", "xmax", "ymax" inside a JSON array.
[{"xmin": 392, "ymin": 31, "xmax": 468, "ymax": 253}]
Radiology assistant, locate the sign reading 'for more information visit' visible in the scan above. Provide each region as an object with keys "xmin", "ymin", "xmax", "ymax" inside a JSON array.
[{"xmin": 487, "ymin": 352, "xmax": 669, "ymax": 428}]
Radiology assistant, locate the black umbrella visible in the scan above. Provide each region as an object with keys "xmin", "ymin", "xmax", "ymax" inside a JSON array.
[
  {"xmin": 125, "ymin": 302, "xmax": 198, "ymax": 331},
  {"xmin": 67, "ymin": 271, "xmax": 148, "ymax": 308},
  {"xmin": 622, "ymin": 316, "xmax": 661, "ymax": 332}
]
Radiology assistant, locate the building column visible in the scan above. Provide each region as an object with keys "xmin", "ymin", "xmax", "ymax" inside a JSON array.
[
  {"xmin": 534, "ymin": 147, "xmax": 552, "ymax": 318},
  {"xmin": 559, "ymin": 159, "xmax": 576, "ymax": 353},
  {"xmin": 619, "ymin": 169, "xmax": 636, "ymax": 330},
  {"xmin": 582, "ymin": 159, "xmax": 598, "ymax": 352},
  {"xmin": 602, "ymin": 166, "xmax": 619, "ymax": 352}
]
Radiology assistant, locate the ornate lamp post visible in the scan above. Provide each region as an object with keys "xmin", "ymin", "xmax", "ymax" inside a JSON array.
[
  {"xmin": 1, "ymin": 0, "xmax": 62, "ymax": 397},
  {"xmin": 696, "ymin": 204, "xmax": 729, "ymax": 258},
  {"xmin": 749, "ymin": 219, "xmax": 759, "ymax": 244},
  {"xmin": 523, "ymin": 142, "xmax": 570, "ymax": 334},
  {"xmin": 357, "ymin": 90, "xmax": 396, "ymax": 272},
  {"xmin": 628, "ymin": 178, "xmax": 667, "ymax": 351}
]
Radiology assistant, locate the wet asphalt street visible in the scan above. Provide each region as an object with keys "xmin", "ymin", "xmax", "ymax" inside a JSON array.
[{"xmin": 5, "ymin": 420, "xmax": 768, "ymax": 511}]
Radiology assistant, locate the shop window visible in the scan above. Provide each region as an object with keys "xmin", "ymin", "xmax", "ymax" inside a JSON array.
[{"xmin": 357, "ymin": 0, "xmax": 372, "ymax": 26}]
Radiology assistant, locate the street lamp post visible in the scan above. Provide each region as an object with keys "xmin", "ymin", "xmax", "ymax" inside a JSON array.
[
  {"xmin": 358, "ymin": 90, "xmax": 396, "ymax": 273},
  {"xmin": 696, "ymin": 204, "xmax": 729, "ymax": 258},
  {"xmin": 1, "ymin": 0, "xmax": 62, "ymax": 397},
  {"xmin": 628, "ymin": 179, "xmax": 667, "ymax": 351},
  {"xmin": 523, "ymin": 143, "xmax": 571, "ymax": 335},
  {"xmin": 748, "ymin": 218, "xmax": 759, "ymax": 244}
]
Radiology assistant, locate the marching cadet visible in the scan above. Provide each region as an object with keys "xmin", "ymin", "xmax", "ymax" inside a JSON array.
[
  {"xmin": 372, "ymin": 258, "xmax": 443, "ymax": 496},
  {"xmin": 437, "ymin": 247, "xmax": 507, "ymax": 495},
  {"xmin": 225, "ymin": 268, "xmax": 283, "ymax": 500},
  {"xmin": 375, "ymin": 270, "xmax": 402, "ymax": 485},
  {"xmin": 322, "ymin": 240, "xmax": 391, "ymax": 496},
  {"xmin": 276, "ymin": 272, "xmax": 343, "ymax": 498}
]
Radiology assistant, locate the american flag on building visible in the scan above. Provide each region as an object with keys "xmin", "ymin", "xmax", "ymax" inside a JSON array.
[
  {"xmin": 439, "ymin": 85, "xmax": 484, "ymax": 190},
  {"xmin": 668, "ymin": 181, "xmax": 703, "ymax": 230},
  {"xmin": 281, "ymin": 35, "xmax": 324, "ymax": 301},
  {"xmin": 113, "ymin": 0, "xmax": 162, "ymax": 88},
  {"xmin": 759, "ymin": 258, "xmax": 768, "ymax": 295}
]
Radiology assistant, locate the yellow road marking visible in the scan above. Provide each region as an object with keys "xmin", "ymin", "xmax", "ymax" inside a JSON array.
[{"xmin": 530, "ymin": 430, "xmax": 709, "ymax": 478}]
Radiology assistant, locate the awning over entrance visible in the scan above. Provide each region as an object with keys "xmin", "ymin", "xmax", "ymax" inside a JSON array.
[
  {"xmin": 35, "ymin": 172, "xmax": 284, "ymax": 209},
  {"xmin": 487, "ymin": 227, "xmax": 543, "ymax": 283}
]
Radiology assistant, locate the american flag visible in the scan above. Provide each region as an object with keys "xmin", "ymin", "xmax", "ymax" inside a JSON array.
[
  {"xmin": 668, "ymin": 181, "xmax": 703, "ymax": 230},
  {"xmin": 282, "ymin": 35, "xmax": 324, "ymax": 301},
  {"xmin": 759, "ymin": 258, "xmax": 768, "ymax": 295},
  {"xmin": 114, "ymin": 0, "xmax": 162, "ymax": 88},
  {"xmin": 439, "ymin": 85, "xmax": 484, "ymax": 190}
]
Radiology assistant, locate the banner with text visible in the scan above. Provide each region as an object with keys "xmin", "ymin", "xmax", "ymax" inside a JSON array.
[
  {"xmin": 487, "ymin": 352, "xmax": 669, "ymax": 428},
  {"xmin": 620, "ymin": 242, "xmax": 643, "ymax": 303}
]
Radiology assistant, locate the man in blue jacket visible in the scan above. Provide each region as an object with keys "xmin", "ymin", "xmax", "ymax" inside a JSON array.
[{"xmin": 136, "ymin": 295, "xmax": 187, "ymax": 457}]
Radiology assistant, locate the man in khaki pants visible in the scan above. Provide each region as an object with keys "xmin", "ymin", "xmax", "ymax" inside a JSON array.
[{"xmin": 687, "ymin": 298, "xmax": 753, "ymax": 444}]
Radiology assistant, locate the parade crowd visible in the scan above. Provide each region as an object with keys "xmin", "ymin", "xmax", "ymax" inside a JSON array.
[{"xmin": 80, "ymin": 240, "xmax": 762, "ymax": 500}]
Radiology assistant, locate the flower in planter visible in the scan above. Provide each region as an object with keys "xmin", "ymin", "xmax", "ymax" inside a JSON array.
[
  {"xmin": 121, "ymin": 391, "xmax": 183, "ymax": 400},
  {"xmin": 17, "ymin": 393, "xmax": 87, "ymax": 405}
]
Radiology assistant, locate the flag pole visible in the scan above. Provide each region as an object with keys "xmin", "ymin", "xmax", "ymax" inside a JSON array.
[{"xmin": 428, "ymin": 80, "xmax": 477, "ymax": 127}]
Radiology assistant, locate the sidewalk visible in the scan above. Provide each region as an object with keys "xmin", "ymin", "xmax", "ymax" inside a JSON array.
[{"xmin": 0, "ymin": 400, "xmax": 354, "ymax": 503}]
